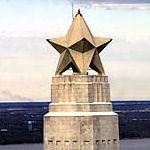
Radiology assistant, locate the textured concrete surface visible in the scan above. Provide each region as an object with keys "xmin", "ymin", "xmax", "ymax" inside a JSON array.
[
  {"xmin": 44, "ymin": 75, "xmax": 120, "ymax": 150},
  {"xmin": 44, "ymin": 115, "xmax": 119, "ymax": 150},
  {"xmin": 51, "ymin": 75, "xmax": 110, "ymax": 104}
]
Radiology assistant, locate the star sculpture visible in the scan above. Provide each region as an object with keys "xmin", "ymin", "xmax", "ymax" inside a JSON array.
[{"xmin": 47, "ymin": 9, "xmax": 112, "ymax": 75}]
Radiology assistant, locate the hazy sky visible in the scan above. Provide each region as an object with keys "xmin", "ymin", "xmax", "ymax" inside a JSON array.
[{"xmin": 0, "ymin": 0, "xmax": 150, "ymax": 101}]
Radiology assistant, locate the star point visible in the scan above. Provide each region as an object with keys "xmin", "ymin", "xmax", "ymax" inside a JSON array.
[{"xmin": 47, "ymin": 11, "xmax": 112, "ymax": 75}]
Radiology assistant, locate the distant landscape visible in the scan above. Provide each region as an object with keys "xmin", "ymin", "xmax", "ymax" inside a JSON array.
[{"xmin": 0, "ymin": 101, "xmax": 150, "ymax": 144}]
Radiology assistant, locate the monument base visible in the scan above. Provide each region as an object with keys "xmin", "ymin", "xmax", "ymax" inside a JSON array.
[
  {"xmin": 44, "ymin": 112, "xmax": 119, "ymax": 150},
  {"xmin": 44, "ymin": 75, "xmax": 120, "ymax": 150}
]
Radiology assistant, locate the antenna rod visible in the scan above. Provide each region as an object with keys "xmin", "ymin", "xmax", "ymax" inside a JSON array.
[{"xmin": 72, "ymin": 2, "xmax": 74, "ymax": 19}]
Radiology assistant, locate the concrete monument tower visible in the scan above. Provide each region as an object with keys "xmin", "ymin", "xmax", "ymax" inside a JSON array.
[{"xmin": 44, "ymin": 9, "xmax": 120, "ymax": 150}]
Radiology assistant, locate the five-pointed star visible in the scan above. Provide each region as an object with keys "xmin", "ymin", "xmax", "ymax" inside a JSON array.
[{"xmin": 47, "ymin": 11, "xmax": 112, "ymax": 75}]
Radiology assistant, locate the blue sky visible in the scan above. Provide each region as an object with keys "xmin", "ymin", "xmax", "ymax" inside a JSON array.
[{"xmin": 0, "ymin": 0, "xmax": 150, "ymax": 101}]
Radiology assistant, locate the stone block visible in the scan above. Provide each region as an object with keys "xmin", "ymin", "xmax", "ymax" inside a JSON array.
[
  {"xmin": 44, "ymin": 112, "xmax": 120, "ymax": 150},
  {"xmin": 44, "ymin": 75, "xmax": 120, "ymax": 150}
]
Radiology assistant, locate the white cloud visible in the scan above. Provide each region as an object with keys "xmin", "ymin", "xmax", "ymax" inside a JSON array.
[
  {"xmin": 124, "ymin": 35, "xmax": 150, "ymax": 44},
  {"xmin": 91, "ymin": 3, "xmax": 150, "ymax": 10},
  {"xmin": 70, "ymin": 0, "xmax": 150, "ymax": 10},
  {"xmin": 0, "ymin": 74, "xmax": 51, "ymax": 101},
  {"xmin": 104, "ymin": 61, "xmax": 150, "ymax": 100},
  {"xmin": 0, "ymin": 0, "xmax": 149, "ymax": 101},
  {"xmin": 0, "ymin": 89, "xmax": 33, "ymax": 101}
]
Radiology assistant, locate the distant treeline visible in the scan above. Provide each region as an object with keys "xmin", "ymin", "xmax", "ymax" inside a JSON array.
[{"xmin": 0, "ymin": 101, "xmax": 150, "ymax": 144}]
